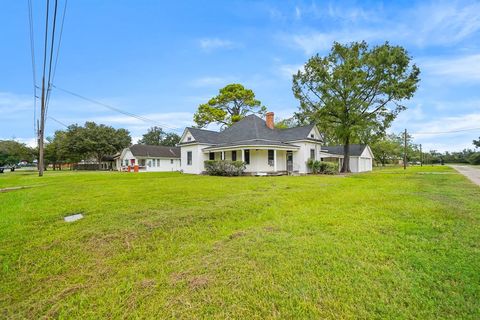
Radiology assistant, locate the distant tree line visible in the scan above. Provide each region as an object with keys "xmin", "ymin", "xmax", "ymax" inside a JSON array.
[
  {"xmin": 1, "ymin": 122, "xmax": 182, "ymax": 170},
  {"xmin": 370, "ymin": 133, "xmax": 480, "ymax": 166},
  {"xmin": 0, "ymin": 140, "xmax": 35, "ymax": 167}
]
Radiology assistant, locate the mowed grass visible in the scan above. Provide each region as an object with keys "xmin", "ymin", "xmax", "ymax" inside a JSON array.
[{"xmin": 1, "ymin": 166, "xmax": 479, "ymax": 319}]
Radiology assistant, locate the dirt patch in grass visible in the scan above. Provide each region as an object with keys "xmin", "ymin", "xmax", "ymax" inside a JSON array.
[
  {"xmin": 188, "ymin": 276, "xmax": 210, "ymax": 290},
  {"xmin": 229, "ymin": 230, "xmax": 247, "ymax": 239}
]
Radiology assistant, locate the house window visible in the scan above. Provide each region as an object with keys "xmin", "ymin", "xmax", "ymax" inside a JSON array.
[
  {"xmin": 268, "ymin": 150, "xmax": 274, "ymax": 166},
  {"xmin": 187, "ymin": 151, "xmax": 192, "ymax": 165},
  {"xmin": 124, "ymin": 160, "xmax": 128, "ymax": 166},
  {"xmin": 209, "ymin": 152, "xmax": 215, "ymax": 160},
  {"xmin": 148, "ymin": 160, "xmax": 152, "ymax": 167},
  {"xmin": 244, "ymin": 149, "xmax": 250, "ymax": 165},
  {"xmin": 232, "ymin": 151, "xmax": 237, "ymax": 161},
  {"xmin": 170, "ymin": 159, "xmax": 173, "ymax": 164},
  {"xmin": 187, "ymin": 137, "xmax": 192, "ymax": 141},
  {"xmin": 310, "ymin": 149, "xmax": 315, "ymax": 160},
  {"xmin": 310, "ymin": 134, "xmax": 314, "ymax": 138}
]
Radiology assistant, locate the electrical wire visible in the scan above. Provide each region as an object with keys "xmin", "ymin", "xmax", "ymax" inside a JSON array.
[
  {"xmin": 48, "ymin": 116, "xmax": 69, "ymax": 128},
  {"xmin": 411, "ymin": 127, "xmax": 480, "ymax": 135},
  {"xmin": 27, "ymin": 0, "xmax": 38, "ymax": 137},
  {"xmin": 52, "ymin": 85, "xmax": 184, "ymax": 132},
  {"xmin": 44, "ymin": 0, "xmax": 58, "ymax": 119}
]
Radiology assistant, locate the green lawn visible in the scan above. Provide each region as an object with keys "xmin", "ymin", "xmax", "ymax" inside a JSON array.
[{"xmin": 1, "ymin": 167, "xmax": 479, "ymax": 319}]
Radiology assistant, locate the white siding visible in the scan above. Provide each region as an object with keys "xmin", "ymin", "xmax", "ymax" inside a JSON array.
[
  {"xmin": 181, "ymin": 144, "xmax": 209, "ymax": 174},
  {"xmin": 180, "ymin": 130, "xmax": 195, "ymax": 143},
  {"xmin": 244, "ymin": 149, "xmax": 281, "ymax": 172},
  {"xmin": 145, "ymin": 158, "xmax": 181, "ymax": 172},
  {"xmin": 291, "ymin": 142, "xmax": 322, "ymax": 173}
]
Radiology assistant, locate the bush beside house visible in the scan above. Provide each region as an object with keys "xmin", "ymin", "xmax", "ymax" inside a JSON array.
[
  {"xmin": 204, "ymin": 160, "xmax": 246, "ymax": 176},
  {"xmin": 307, "ymin": 159, "xmax": 339, "ymax": 174}
]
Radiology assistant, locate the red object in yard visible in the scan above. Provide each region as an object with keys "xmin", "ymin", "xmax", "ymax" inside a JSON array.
[
  {"xmin": 134, "ymin": 165, "xmax": 139, "ymax": 173},
  {"xmin": 127, "ymin": 166, "xmax": 131, "ymax": 172}
]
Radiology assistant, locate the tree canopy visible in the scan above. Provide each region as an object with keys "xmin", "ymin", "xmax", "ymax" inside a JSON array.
[
  {"xmin": 161, "ymin": 132, "xmax": 181, "ymax": 146},
  {"xmin": 138, "ymin": 126, "xmax": 165, "ymax": 145},
  {"xmin": 293, "ymin": 41, "xmax": 420, "ymax": 172},
  {"xmin": 63, "ymin": 122, "xmax": 131, "ymax": 167},
  {"xmin": 0, "ymin": 140, "xmax": 35, "ymax": 166},
  {"xmin": 193, "ymin": 83, "xmax": 266, "ymax": 128},
  {"xmin": 138, "ymin": 127, "xmax": 181, "ymax": 146},
  {"xmin": 474, "ymin": 137, "xmax": 480, "ymax": 148}
]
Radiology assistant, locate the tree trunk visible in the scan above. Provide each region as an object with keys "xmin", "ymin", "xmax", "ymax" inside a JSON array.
[{"xmin": 340, "ymin": 138, "xmax": 351, "ymax": 173}]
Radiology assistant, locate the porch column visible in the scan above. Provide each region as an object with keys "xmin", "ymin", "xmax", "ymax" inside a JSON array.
[
  {"xmin": 273, "ymin": 149, "xmax": 277, "ymax": 172},
  {"xmin": 221, "ymin": 151, "xmax": 225, "ymax": 160},
  {"xmin": 241, "ymin": 149, "xmax": 244, "ymax": 162}
]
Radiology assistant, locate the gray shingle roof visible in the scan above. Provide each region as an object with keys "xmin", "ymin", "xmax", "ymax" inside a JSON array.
[
  {"xmin": 203, "ymin": 139, "xmax": 299, "ymax": 150},
  {"xmin": 129, "ymin": 144, "xmax": 180, "ymax": 158},
  {"xmin": 322, "ymin": 144, "xmax": 367, "ymax": 156},
  {"xmin": 182, "ymin": 114, "xmax": 319, "ymax": 147}
]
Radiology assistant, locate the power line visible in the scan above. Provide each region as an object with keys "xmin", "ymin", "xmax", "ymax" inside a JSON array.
[
  {"xmin": 27, "ymin": 0, "xmax": 37, "ymax": 137},
  {"xmin": 48, "ymin": 116, "xmax": 69, "ymax": 128},
  {"xmin": 52, "ymin": 85, "xmax": 184, "ymax": 132},
  {"xmin": 49, "ymin": 0, "xmax": 68, "ymax": 92},
  {"xmin": 411, "ymin": 127, "xmax": 480, "ymax": 135},
  {"xmin": 44, "ymin": 0, "xmax": 58, "ymax": 119}
]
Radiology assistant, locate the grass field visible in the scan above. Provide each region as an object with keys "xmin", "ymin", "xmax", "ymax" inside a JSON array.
[{"xmin": 1, "ymin": 166, "xmax": 479, "ymax": 319}]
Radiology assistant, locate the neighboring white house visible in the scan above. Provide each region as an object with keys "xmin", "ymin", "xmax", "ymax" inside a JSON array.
[
  {"xmin": 117, "ymin": 144, "xmax": 181, "ymax": 172},
  {"xmin": 321, "ymin": 144, "xmax": 374, "ymax": 173},
  {"xmin": 179, "ymin": 112, "xmax": 326, "ymax": 175}
]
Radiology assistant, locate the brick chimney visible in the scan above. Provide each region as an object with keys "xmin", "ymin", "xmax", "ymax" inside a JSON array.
[{"xmin": 266, "ymin": 112, "xmax": 274, "ymax": 129}]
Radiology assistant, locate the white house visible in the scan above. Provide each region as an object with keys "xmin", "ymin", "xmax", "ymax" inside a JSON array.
[
  {"xmin": 117, "ymin": 144, "xmax": 181, "ymax": 172},
  {"xmin": 179, "ymin": 112, "xmax": 327, "ymax": 175}
]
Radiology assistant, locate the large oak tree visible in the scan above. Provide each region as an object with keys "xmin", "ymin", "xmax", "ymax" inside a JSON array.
[{"xmin": 293, "ymin": 41, "xmax": 420, "ymax": 172}]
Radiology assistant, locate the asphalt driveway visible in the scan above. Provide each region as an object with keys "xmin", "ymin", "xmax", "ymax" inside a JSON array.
[{"xmin": 450, "ymin": 165, "xmax": 480, "ymax": 186}]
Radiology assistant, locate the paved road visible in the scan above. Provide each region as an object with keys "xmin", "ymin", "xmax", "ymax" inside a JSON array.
[{"xmin": 450, "ymin": 165, "xmax": 480, "ymax": 186}]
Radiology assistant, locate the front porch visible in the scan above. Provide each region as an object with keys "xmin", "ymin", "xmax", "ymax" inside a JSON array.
[{"xmin": 204, "ymin": 146, "xmax": 300, "ymax": 175}]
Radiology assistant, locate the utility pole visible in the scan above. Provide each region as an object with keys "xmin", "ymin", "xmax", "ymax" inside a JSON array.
[
  {"xmin": 420, "ymin": 144, "xmax": 423, "ymax": 167},
  {"xmin": 403, "ymin": 128, "xmax": 407, "ymax": 170},
  {"xmin": 38, "ymin": 76, "xmax": 46, "ymax": 177}
]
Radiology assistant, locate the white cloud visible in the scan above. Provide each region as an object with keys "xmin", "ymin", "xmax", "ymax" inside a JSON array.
[
  {"xmin": 198, "ymin": 38, "xmax": 238, "ymax": 51},
  {"xmin": 93, "ymin": 111, "xmax": 193, "ymax": 133},
  {"xmin": 411, "ymin": 1, "xmax": 480, "ymax": 46},
  {"xmin": 277, "ymin": 64, "xmax": 304, "ymax": 79},
  {"xmin": 0, "ymin": 92, "xmax": 33, "ymax": 115},
  {"xmin": 393, "ymin": 112, "xmax": 480, "ymax": 152},
  {"xmin": 280, "ymin": 1, "xmax": 480, "ymax": 55},
  {"xmin": 189, "ymin": 76, "xmax": 235, "ymax": 88},
  {"xmin": 294, "ymin": 6, "xmax": 302, "ymax": 20},
  {"xmin": 421, "ymin": 54, "xmax": 480, "ymax": 82}
]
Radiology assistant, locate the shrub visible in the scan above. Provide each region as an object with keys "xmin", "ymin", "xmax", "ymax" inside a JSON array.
[
  {"xmin": 468, "ymin": 152, "xmax": 480, "ymax": 165},
  {"xmin": 322, "ymin": 161, "xmax": 339, "ymax": 174},
  {"xmin": 204, "ymin": 160, "xmax": 246, "ymax": 176},
  {"xmin": 307, "ymin": 159, "xmax": 339, "ymax": 174}
]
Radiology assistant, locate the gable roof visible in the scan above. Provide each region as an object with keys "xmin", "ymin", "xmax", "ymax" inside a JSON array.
[
  {"xmin": 322, "ymin": 144, "xmax": 368, "ymax": 157},
  {"xmin": 129, "ymin": 144, "xmax": 180, "ymax": 158},
  {"xmin": 181, "ymin": 114, "xmax": 319, "ymax": 146}
]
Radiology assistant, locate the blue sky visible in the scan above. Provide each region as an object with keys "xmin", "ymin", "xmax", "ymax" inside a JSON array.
[{"xmin": 1, "ymin": 0, "xmax": 480, "ymax": 152}]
